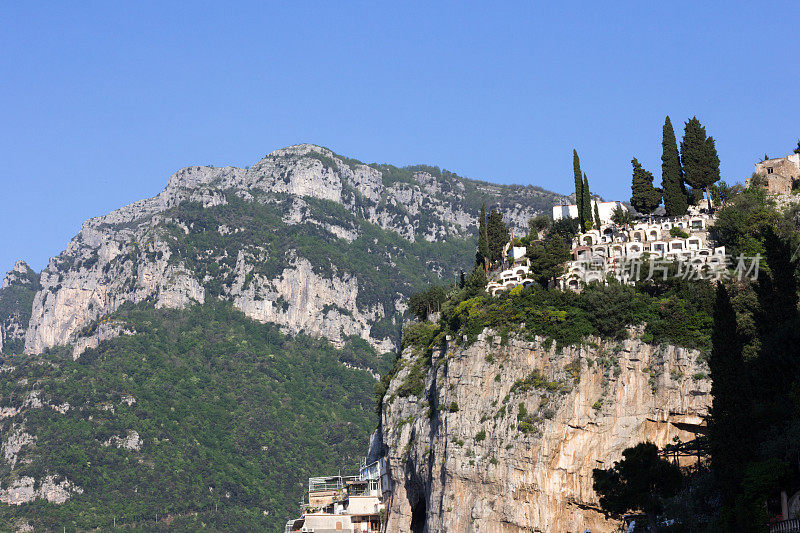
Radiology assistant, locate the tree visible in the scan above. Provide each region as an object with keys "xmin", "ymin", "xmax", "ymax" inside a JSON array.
[
  {"xmin": 487, "ymin": 209, "xmax": 510, "ymax": 266},
  {"xmin": 549, "ymin": 216, "xmax": 580, "ymax": 242},
  {"xmin": 681, "ymin": 117, "xmax": 720, "ymax": 211},
  {"xmin": 661, "ymin": 116, "xmax": 688, "ymax": 216},
  {"xmin": 582, "ymin": 173, "xmax": 593, "ymax": 231},
  {"xmin": 794, "ymin": 140, "xmax": 800, "ymax": 155},
  {"xmin": 408, "ymin": 285, "xmax": 447, "ymax": 321},
  {"xmin": 709, "ymin": 181, "xmax": 741, "ymax": 207},
  {"xmin": 593, "ymin": 442, "xmax": 683, "ymax": 531},
  {"xmin": 476, "ymin": 203, "xmax": 489, "ymax": 270},
  {"xmin": 593, "ymin": 201, "xmax": 602, "ymax": 229},
  {"xmin": 526, "ymin": 237, "xmax": 571, "ymax": 288},
  {"xmin": 573, "ymin": 150, "xmax": 584, "ymax": 224},
  {"xmin": 630, "ymin": 158, "xmax": 662, "ymax": 214},
  {"xmin": 708, "ymin": 283, "xmax": 750, "ymax": 506},
  {"xmin": 527, "ymin": 215, "xmax": 551, "ymax": 239},
  {"xmin": 611, "ymin": 206, "xmax": 632, "ymax": 228}
]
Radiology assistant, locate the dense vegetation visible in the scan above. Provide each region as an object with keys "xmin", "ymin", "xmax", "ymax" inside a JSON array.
[
  {"xmin": 0, "ymin": 263, "xmax": 40, "ymax": 354},
  {"xmin": 0, "ymin": 301, "xmax": 391, "ymax": 531}
]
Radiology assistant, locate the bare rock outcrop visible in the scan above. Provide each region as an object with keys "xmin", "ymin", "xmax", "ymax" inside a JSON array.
[{"xmin": 380, "ymin": 332, "xmax": 711, "ymax": 532}]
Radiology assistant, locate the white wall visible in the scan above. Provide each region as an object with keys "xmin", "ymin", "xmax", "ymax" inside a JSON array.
[{"xmin": 552, "ymin": 201, "xmax": 627, "ymax": 224}]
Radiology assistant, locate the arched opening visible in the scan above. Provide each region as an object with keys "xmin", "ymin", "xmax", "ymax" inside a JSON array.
[{"xmin": 411, "ymin": 499, "xmax": 427, "ymax": 533}]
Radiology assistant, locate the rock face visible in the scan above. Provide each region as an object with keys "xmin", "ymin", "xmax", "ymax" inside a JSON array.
[
  {"xmin": 19, "ymin": 144, "xmax": 566, "ymax": 355},
  {"xmin": 0, "ymin": 261, "xmax": 40, "ymax": 354},
  {"xmin": 378, "ymin": 331, "xmax": 711, "ymax": 532}
]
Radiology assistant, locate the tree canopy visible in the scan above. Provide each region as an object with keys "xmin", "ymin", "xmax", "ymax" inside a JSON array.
[
  {"xmin": 681, "ymin": 117, "xmax": 720, "ymax": 210},
  {"xmin": 630, "ymin": 157, "xmax": 662, "ymax": 215},
  {"xmin": 487, "ymin": 208, "xmax": 510, "ymax": 266},
  {"xmin": 593, "ymin": 442, "xmax": 682, "ymax": 530}
]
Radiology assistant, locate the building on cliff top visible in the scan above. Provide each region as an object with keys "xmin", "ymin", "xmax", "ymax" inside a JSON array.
[
  {"xmin": 748, "ymin": 152, "xmax": 800, "ymax": 195},
  {"xmin": 285, "ymin": 458, "xmax": 390, "ymax": 533},
  {"xmin": 487, "ymin": 207, "xmax": 725, "ymax": 295}
]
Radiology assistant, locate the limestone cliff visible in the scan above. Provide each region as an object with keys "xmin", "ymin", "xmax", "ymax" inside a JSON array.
[
  {"xmin": 19, "ymin": 144, "xmax": 566, "ymax": 356},
  {"xmin": 378, "ymin": 330, "xmax": 711, "ymax": 532}
]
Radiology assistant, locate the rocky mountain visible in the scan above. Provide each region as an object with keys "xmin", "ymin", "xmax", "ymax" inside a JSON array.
[
  {"xmin": 376, "ymin": 331, "xmax": 711, "ymax": 532},
  {"xmin": 10, "ymin": 144, "xmax": 565, "ymax": 358},
  {"xmin": 0, "ymin": 144, "xmax": 568, "ymax": 530}
]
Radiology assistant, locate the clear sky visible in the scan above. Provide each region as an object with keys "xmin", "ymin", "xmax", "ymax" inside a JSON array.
[{"xmin": 1, "ymin": 1, "xmax": 798, "ymax": 274}]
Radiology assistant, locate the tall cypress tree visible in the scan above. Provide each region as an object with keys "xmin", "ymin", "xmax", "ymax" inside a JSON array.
[
  {"xmin": 681, "ymin": 117, "xmax": 720, "ymax": 211},
  {"xmin": 708, "ymin": 283, "xmax": 749, "ymax": 506},
  {"xmin": 476, "ymin": 203, "xmax": 489, "ymax": 270},
  {"xmin": 661, "ymin": 116, "xmax": 688, "ymax": 216},
  {"xmin": 573, "ymin": 150, "xmax": 584, "ymax": 224},
  {"xmin": 593, "ymin": 201, "xmax": 601, "ymax": 228},
  {"xmin": 582, "ymin": 173, "xmax": 593, "ymax": 231},
  {"xmin": 487, "ymin": 209, "xmax": 510, "ymax": 265},
  {"xmin": 630, "ymin": 157, "xmax": 662, "ymax": 214}
]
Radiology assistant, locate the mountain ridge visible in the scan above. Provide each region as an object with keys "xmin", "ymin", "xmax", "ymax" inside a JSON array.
[{"xmin": 4, "ymin": 143, "xmax": 567, "ymax": 357}]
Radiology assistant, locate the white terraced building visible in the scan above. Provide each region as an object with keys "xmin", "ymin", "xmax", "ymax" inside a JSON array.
[
  {"xmin": 558, "ymin": 212, "xmax": 724, "ymax": 290},
  {"xmin": 486, "ymin": 243, "xmax": 536, "ymax": 296},
  {"xmin": 487, "ymin": 208, "xmax": 724, "ymax": 295}
]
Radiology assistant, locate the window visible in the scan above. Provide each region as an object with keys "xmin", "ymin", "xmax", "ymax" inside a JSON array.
[{"xmin": 767, "ymin": 167, "xmax": 774, "ymax": 174}]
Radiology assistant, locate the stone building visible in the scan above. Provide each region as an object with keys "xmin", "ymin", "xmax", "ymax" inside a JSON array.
[{"xmin": 749, "ymin": 153, "xmax": 800, "ymax": 195}]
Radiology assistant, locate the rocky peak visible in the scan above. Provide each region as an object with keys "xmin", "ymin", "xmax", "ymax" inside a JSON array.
[{"xmin": 1, "ymin": 261, "xmax": 36, "ymax": 290}]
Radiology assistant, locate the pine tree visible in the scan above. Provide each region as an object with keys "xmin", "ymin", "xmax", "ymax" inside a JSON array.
[
  {"xmin": 661, "ymin": 116, "xmax": 688, "ymax": 216},
  {"xmin": 630, "ymin": 158, "xmax": 662, "ymax": 214},
  {"xmin": 708, "ymin": 283, "xmax": 749, "ymax": 506},
  {"xmin": 582, "ymin": 173, "xmax": 593, "ymax": 231},
  {"xmin": 573, "ymin": 150, "xmax": 584, "ymax": 224},
  {"xmin": 681, "ymin": 117, "xmax": 720, "ymax": 211},
  {"xmin": 476, "ymin": 203, "xmax": 489, "ymax": 270}
]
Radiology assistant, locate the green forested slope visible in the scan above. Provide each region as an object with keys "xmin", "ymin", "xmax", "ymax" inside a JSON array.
[{"xmin": 0, "ymin": 301, "xmax": 389, "ymax": 531}]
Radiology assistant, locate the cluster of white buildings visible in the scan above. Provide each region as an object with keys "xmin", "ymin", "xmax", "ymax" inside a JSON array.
[
  {"xmin": 557, "ymin": 211, "xmax": 725, "ymax": 290},
  {"xmin": 487, "ymin": 202, "xmax": 726, "ymax": 295}
]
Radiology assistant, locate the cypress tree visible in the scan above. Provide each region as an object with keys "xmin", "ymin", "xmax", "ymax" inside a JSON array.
[
  {"xmin": 630, "ymin": 158, "xmax": 662, "ymax": 214},
  {"xmin": 573, "ymin": 150, "xmax": 584, "ymax": 224},
  {"xmin": 476, "ymin": 203, "xmax": 489, "ymax": 270},
  {"xmin": 661, "ymin": 116, "xmax": 688, "ymax": 216},
  {"xmin": 681, "ymin": 117, "xmax": 720, "ymax": 211},
  {"xmin": 582, "ymin": 173, "xmax": 593, "ymax": 231},
  {"xmin": 593, "ymin": 201, "xmax": 601, "ymax": 228},
  {"xmin": 708, "ymin": 283, "xmax": 749, "ymax": 506},
  {"xmin": 487, "ymin": 209, "xmax": 510, "ymax": 266}
]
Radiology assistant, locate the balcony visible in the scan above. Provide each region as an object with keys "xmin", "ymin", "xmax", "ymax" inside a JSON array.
[{"xmin": 771, "ymin": 519, "xmax": 800, "ymax": 533}]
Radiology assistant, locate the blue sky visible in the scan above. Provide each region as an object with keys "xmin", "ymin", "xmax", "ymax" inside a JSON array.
[{"xmin": 1, "ymin": 1, "xmax": 798, "ymax": 274}]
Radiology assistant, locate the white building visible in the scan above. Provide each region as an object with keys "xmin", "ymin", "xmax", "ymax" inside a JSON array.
[{"xmin": 552, "ymin": 200, "xmax": 628, "ymax": 225}]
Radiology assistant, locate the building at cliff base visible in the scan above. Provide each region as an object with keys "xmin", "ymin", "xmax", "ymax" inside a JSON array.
[{"xmin": 285, "ymin": 458, "xmax": 390, "ymax": 533}]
